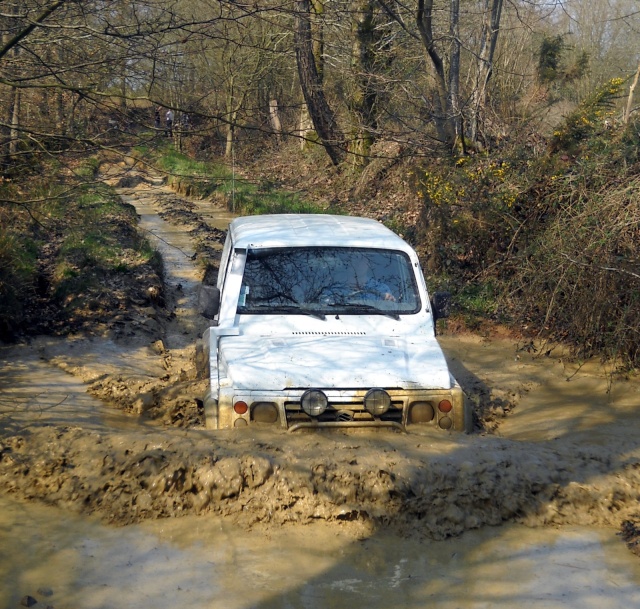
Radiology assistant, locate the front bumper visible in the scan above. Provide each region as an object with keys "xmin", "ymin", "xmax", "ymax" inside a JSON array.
[{"xmin": 204, "ymin": 385, "xmax": 471, "ymax": 433}]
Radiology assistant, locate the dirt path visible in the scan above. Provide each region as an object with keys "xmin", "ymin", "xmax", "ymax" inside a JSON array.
[{"xmin": 2, "ymin": 165, "xmax": 640, "ymax": 549}]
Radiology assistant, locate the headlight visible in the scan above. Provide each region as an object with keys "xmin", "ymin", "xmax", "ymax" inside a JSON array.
[
  {"xmin": 301, "ymin": 389, "xmax": 328, "ymax": 417},
  {"xmin": 364, "ymin": 388, "xmax": 391, "ymax": 416},
  {"xmin": 409, "ymin": 401, "xmax": 435, "ymax": 423},
  {"xmin": 252, "ymin": 402, "xmax": 279, "ymax": 423}
]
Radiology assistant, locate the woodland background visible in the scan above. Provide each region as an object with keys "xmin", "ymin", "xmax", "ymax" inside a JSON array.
[{"xmin": 1, "ymin": 0, "xmax": 639, "ymax": 367}]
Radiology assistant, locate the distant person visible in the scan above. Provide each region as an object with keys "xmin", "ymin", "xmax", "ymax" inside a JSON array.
[
  {"xmin": 154, "ymin": 106, "xmax": 161, "ymax": 130},
  {"xmin": 165, "ymin": 109, "xmax": 174, "ymax": 137}
]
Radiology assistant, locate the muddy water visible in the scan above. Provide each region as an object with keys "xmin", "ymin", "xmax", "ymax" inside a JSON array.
[
  {"xmin": 3, "ymin": 171, "xmax": 640, "ymax": 607},
  {"xmin": 440, "ymin": 333, "xmax": 640, "ymax": 447},
  {"xmin": 3, "ymin": 491, "xmax": 640, "ymax": 609},
  {"xmin": 120, "ymin": 186, "xmax": 206, "ymax": 350},
  {"xmin": 0, "ymin": 346, "xmax": 157, "ymax": 433}
]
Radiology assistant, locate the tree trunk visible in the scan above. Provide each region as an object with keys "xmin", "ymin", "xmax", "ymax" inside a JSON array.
[
  {"xmin": 225, "ymin": 75, "xmax": 236, "ymax": 159},
  {"xmin": 269, "ymin": 99, "xmax": 283, "ymax": 141},
  {"xmin": 349, "ymin": 0, "xmax": 379, "ymax": 164},
  {"xmin": 469, "ymin": 0, "xmax": 504, "ymax": 144},
  {"xmin": 225, "ymin": 114, "xmax": 236, "ymax": 158},
  {"xmin": 294, "ymin": 0, "xmax": 345, "ymax": 165},
  {"xmin": 416, "ymin": 0, "xmax": 455, "ymax": 145},
  {"xmin": 448, "ymin": 0, "xmax": 461, "ymax": 149},
  {"xmin": 298, "ymin": 104, "xmax": 314, "ymax": 149},
  {"xmin": 9, "ymin": 86, "xmax": 20, "ymax": 158},
  {"xmin": 311, "ymin": 0, "xmax": 325, "ymax": 83},
  {"xmin": 624, "ymin": 63, "xmax": 640, "ymax": 124}
]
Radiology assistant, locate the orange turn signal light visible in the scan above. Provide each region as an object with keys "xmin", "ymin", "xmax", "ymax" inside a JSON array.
[
  {"xmin": 438, "ymin": 399, "xmax": 452, "ymax": 413},
  {"xmin": 234, "ymin": 401, "xmax": 248, "ymax": 415}
]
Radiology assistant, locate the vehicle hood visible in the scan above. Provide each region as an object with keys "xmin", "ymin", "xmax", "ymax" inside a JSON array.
[{"xmin": 217, "ymin": 334, "xmax": 453, "ymax": 390}]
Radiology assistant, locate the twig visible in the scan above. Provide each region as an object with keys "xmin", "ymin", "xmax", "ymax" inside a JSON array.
[
  {"xmin": 140, "ymin": 227, "xmax": 196, "ymax": 260},
  {"xmin": 560, "ymin": 253, "xmax": 640, "ymax": 281}
]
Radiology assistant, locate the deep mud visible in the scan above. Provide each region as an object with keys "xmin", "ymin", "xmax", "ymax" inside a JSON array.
[
  {"xmin": 2, "ymin": 164, "xmax": 640, "ymax": 549},
  {"xmin": 3, "ymin": 402, "xmax": 640, "ymax": 541}
]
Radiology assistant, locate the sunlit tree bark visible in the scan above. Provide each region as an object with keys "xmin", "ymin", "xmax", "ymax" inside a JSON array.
[
  {"xmin": 469, "ymin": 0, "xmax": 503, "ymax": 145},
  {"xmin": 348, "ymin": 0, "xmax": 382, "ymax": 162},
  {"xmin": 294, "ymin": 0, "xmax": 345, "ymax": 165}
]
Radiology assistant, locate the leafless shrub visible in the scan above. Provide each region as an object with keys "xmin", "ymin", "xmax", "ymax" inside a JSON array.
[{"xmin": 509, "ymin": 176, "xmax": 640, "ymax": 366}]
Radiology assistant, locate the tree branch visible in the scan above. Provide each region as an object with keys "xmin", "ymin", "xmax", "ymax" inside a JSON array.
[
  {"xmin": 561, "ymin": 253, "xmax": 640, "ymax": 281},
  {"xmin": 0, "ymin": 0, "xmax": 68, "ymax": 61}
]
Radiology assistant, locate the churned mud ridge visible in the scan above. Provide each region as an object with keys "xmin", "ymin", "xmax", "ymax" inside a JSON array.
[
  {"xmin": 1, "ymin": 426, "xmax": 640, "ymax": 540},
  {"xmin": 87, "ymin": 360, "xmax": 208, "ymax": 428},
  {"xmin": 621, "ymin": 521, "xmax": 640, "ymax": 557},
  {"xmin": 153, "ymin": 190, "xmax": 227, "ymax": 265}
]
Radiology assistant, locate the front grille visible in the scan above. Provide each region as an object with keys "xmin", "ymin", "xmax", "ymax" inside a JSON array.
[{"xmin": 285, "ymin": 404, "xmax": 403, "ymax": 425}]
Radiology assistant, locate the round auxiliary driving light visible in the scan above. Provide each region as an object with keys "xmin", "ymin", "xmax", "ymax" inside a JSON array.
[
  {"xmin": 364, "ymin": 388, "xmax": 391, "ymax": 416},
  {"xmin": 301, "ymin": 389, "xmax": 328, "ymax": 417}
]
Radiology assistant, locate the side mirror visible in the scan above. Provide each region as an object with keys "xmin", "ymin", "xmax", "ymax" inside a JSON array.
[
  {"xmin": 431, "ymin": 291, "xmax": 451, "ymax": 321},
  {"xmin": 198, "ymin": 285, "xmax": 220, "ymax": 319}
]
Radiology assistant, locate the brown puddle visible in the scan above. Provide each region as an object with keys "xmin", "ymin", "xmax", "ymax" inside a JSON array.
[
  {"xmin": 2, "ymin": 493, "xmax": 640, "ymax": 609},
  {"xmin": 440, "ymin": 332, "xmax": 640, "ymax": 446}
]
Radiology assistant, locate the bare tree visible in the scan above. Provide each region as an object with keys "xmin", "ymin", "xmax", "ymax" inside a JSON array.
[
  {"xmin": 347, "ymin": 0, "xmax": 383, "ymax": 161},
  {"xmin": 469, "ymin": 0, "xmax": 503, "ymax": 144},
  {"xmin": 294, "ymin": 0, "xmax": 345, "ymax": 165}
]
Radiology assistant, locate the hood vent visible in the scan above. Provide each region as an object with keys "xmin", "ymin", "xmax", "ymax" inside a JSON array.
[{"xmin": 291, "ymin": 331, "xmax": 367, "ymax": 336}]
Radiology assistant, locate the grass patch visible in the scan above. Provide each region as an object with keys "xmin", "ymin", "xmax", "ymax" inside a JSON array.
[
  {"xmin": 148, "ymin": 145, "xmax": 326, "ymax": 215},
  {"xmin": 74, "ymin": 156, "xmax": 101, "ymax": 179},
  {"xmin": 222, "ymin": 177, "xmax": 326, "ymax": 215},
  {"xmin": 454, "ymin": 282, "xmax": 504, "ymax": 329},
  {"xmin": 0, "ymin": 172, "xmax": 160, "ymax": 339}
]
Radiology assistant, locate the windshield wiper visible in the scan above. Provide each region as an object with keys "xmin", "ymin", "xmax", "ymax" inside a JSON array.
[
  {"xmin": 329, "ymin": 303, "xmax": 400, "ymax": 320},
  {"xmin": 247, "ymin": 303, "xmax": 326, "ymax": 320}
]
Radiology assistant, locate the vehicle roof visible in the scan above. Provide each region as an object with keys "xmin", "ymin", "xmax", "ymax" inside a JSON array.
[{"xmin": 229, "ymin": 214, "xmax": 414, "ymax": 251}]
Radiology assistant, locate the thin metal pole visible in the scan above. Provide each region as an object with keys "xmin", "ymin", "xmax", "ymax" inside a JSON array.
[{"xmin": 232, "ymin": 145, "xmax": 236, "ymax": 213}]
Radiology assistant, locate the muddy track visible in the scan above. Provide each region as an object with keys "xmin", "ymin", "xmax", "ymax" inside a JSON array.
[{"xmin": 2, "ymin": 165, "xmax": 640, "ymax": 549}]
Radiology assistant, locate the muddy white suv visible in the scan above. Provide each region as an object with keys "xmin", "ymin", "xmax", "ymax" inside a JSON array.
[{"xmin": 199, "ymin": 214, "xmax": 471, "ymax": 432}]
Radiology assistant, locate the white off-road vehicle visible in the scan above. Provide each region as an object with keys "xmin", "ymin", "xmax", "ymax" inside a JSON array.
[{"xmin": 199, "ymin": 214, "xmax": 471, "ymax": 432}]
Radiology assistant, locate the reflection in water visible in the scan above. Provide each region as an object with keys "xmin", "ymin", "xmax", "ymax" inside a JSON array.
[{"xmin": 1, "ymin": 495, "xmax": 639, "ymax": 609}]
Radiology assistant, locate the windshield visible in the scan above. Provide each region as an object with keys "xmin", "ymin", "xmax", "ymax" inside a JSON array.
[{"xmin": 237, "ymin": 247, "xmax": 421, "ymax": 316}]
